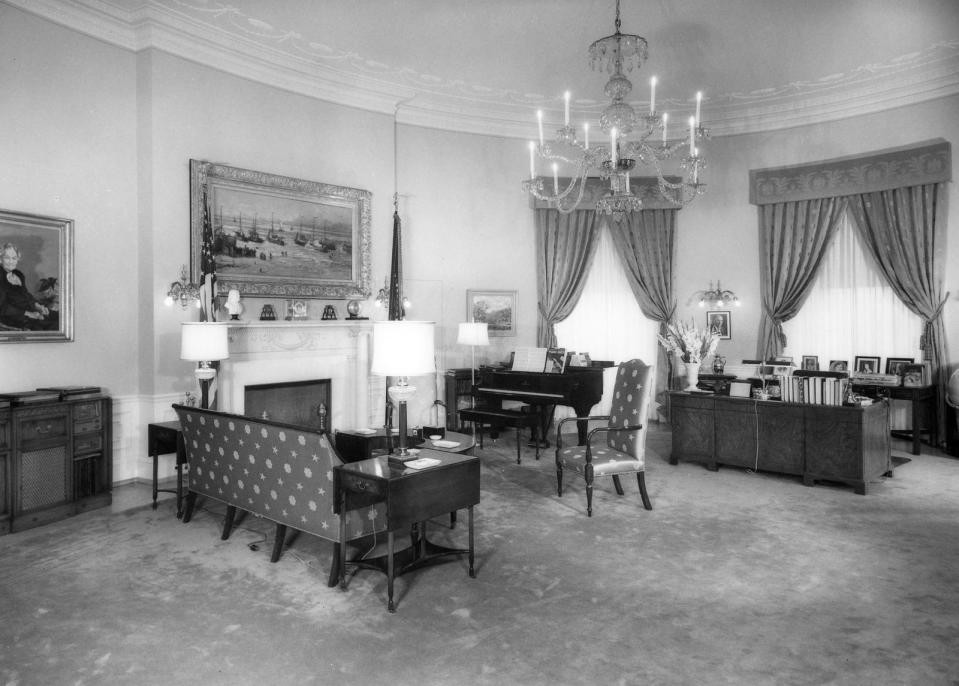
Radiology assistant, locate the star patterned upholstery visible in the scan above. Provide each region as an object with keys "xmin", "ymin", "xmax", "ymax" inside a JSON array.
[
  {"xmin": 554, "ymin": 359, "xmax": 654, "ymax": 516},
  {"xmin": 173, "ymin": 404, "xmax": 385, "ymax": 584}
]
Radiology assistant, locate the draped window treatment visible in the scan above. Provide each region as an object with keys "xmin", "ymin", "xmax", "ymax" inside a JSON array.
[
  {"xmin": 756, "ymin": 197, "xmax": 847, "ymax": 359},
  {"xmin": 534, "ymin": 208, "xmax": 601, "ymax": 348},
  {"xmin": 750, "ymin": 140, "xmax": 951, "ymax": 446}
]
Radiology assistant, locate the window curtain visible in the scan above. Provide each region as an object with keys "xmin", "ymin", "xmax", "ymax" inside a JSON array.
[
  {"xmin": 534, "ymin": 208, "xmax": 601, "ymax": 347},
  {"xmin": 846, "ymin": 183, "xmax": 950, "ymax": 445},
  {"xmin": 607, "ymin": 209, "xmax": 677, "ymax": 402},
  {"xmin": 756, "ymin": 197, "xmax": 847, "ymax": 359}
]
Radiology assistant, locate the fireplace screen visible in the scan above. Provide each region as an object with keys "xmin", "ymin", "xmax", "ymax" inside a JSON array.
[{"xmin": 244, "ymin": 379, "xmax": 331, "ymax": 431}]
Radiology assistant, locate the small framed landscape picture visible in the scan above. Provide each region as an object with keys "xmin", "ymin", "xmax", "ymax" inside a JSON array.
[
  {"xmin": 706, "ymin": 310, "xmax": 731, "ymax": 339},
  {"xmin": 468, "ymin": 289, "xmax": 516, "ymax": 336},
  {"xmin": 885, "ymin": 357, "xmax": 913, "ymax": 377},
  {"xmin": 829, "ymin": 360, "xmax": 849, "ymax": 373},
  {"xmin": 853, "ymin": 356, "xmax": 880, "ymax": 374},
  {"xmin": 801, "ymin": 355, "xmax": 819, "ymax": 371}
]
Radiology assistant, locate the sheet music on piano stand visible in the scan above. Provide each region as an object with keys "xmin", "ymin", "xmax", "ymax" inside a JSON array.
[{"xmin": 511, "ymin": 347, "xmax": 548, "ymax": 372}]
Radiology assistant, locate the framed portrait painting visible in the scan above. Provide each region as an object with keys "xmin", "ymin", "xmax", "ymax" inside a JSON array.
[
  {"xmin": 467, "ymin": 289, "xmax": 516, "ymax": 336},
  {"xmin": 0, "ymin": 209, "xmax": 73, "ymax": 342},
  {"xmin": 190, "ymin": 160, "xmax": 371, "ymax": 299},
  {"xmin": 706, "ymin": 310, "xmax": 731, "ymax": 339}
]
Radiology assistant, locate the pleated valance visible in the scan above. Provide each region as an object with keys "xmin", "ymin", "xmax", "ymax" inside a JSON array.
[
  {"xmin": 529, "ymin": 176, "xmax": 683, "ymax": 210},
  {"xmin": 749, "ymin": 138, "xmax": 951, "ymax": 205}
]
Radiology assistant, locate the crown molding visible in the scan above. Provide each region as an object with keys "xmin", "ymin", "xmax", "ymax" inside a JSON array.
[{"xmin": 7, "ymin": 0, "xmax": 959, "ymax": 140}]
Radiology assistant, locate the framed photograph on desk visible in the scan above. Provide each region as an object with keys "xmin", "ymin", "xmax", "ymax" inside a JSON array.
[{"xmin": 854, "ymin": 356, "xmax": 880, "ymax": 374}]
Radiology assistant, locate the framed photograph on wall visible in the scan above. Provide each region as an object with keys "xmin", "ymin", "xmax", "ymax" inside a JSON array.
[
  {"xmin": 467, "ymin": 289, "xmax": 516, "ymax": 336},
  {"xmin": 190, "ymin": 160, "xmax": 371, "ymax": 299},
  {"xmin": 853, "ymin": 356, "xmax": 880, "ymax": 374},
  {"xmin": 801, "ymin": 355, "xmax": 819, "ymax": 371},
  {"xmin": 0, "ymin": 209, "xmax": 73, "ymax": 343},
  {"xmin": 885, "ymin": 357, "xmax": 913, "ymax": 377},
  {"xmin": 706, "ymin": 310, "xmax": 731, "ymax": 339}
]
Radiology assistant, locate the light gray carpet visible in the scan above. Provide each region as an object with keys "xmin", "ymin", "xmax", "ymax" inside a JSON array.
[{"xmin": 2, "ymin": 425, "xmax": 958, "ymax": 686}]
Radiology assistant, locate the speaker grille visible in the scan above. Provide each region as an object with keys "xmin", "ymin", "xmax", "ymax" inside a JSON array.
[{"xmin": 19, "ymin": 447, "xmax": 67, "ymax": 511}]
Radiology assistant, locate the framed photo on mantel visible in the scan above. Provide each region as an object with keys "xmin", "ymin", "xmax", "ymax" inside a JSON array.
[{"xmin": 190, "ymin": 160, "xmax": 372, "ymax": 300}]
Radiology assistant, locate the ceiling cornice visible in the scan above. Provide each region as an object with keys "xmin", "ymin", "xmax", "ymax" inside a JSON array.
[{"xmin": 7, "ymin": 0, "xmax": 959, "ymax": 139}]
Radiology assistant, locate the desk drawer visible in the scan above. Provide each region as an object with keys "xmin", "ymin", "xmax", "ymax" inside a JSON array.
[
  {"xmin": 74, "ymin": 419, "xmax": 102, "ymax": 435},
  {"xmin": 74, "ymin": 433, "xmax": 103, "ymax": 455},
  {"xmin": 339, "ymin": 473, "xmax": 386, "ymax": 498}
]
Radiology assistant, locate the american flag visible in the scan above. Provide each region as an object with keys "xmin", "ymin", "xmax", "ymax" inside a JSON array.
[
  {"xmin": 387, "ymin": 208, "xmax": 404, "ymax": 321},
  {"xmin": 199, "ymin": 187, "xmax": 219, "ymax": 408}
]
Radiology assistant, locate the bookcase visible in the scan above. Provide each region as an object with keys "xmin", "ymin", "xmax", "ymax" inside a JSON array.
[
  {"xmin": 669, "ymin": 391, "xmax": 891, "ymax": 495},
  {"xmin": 0, "ymin": 392, "xmax": 112, "ymax": 534}
]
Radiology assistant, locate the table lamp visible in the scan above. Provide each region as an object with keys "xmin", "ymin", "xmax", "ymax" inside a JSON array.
[
  {"xmin": 457, "ymin": 322, "xmax": 490, "ymax": 408},
  {"xmin": 371, "ymin": 321, "xmax": 436, "ymax": 459},
  {"xmin": 180, "ymin": 322, "xmax": 230, "ymax": 409}
]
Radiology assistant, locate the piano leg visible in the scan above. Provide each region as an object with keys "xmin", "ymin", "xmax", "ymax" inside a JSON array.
[{"xmin": 526, "ymin": 404, "xmax": 555, "ymax": 450}]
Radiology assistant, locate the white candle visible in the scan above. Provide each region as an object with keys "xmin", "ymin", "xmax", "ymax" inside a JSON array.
[
  {"xmin": 693, "ymin": 148, "xmax": 699, "ymax": 183},
  {"xmin": 528, "ymin": 141, "xmax": 536, "ymax": 179},
  {"xmin": 564, "ymin": 91, "xmax": 570, "ymax": 126},
  {"xmin": 626, "ymin": 171, "xmax": 631, "ymax": 193},
  {"xmin": 689, "ymin": 116, "xmax": 695, "ymax": 157},
  {"xmin": 583, "ymin": 122, "xmax": 589, "ymax": 149},
  {"xmin": 662, "ymin": 112, "xmax": 668, "ymax": 145},
  {"xmin": 537, "ymin": 110, "xmax": 544, "ymax": 146},
  {"xmin": 611, "ymin": 127, "xmax": 618, "ymax": 167},
  {"xmin": 695, "ymin": 91, "xmax": 702, "ymax": 128},
  {"xmin": 552, "ymin": 163, "xmax": 559, "ymax": 194},
  {"xmin": 650, "ymin": 76, "xmax": 657, "ymax": 115}
]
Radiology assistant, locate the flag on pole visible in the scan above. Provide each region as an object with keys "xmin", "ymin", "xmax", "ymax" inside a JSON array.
[
  {"xmin": 199, "ymin": 188, "xmax": 219, "ymax": 408},
  {"xmin": 387, "ymin": 205, "xmax": 404, "ymax": 321}
]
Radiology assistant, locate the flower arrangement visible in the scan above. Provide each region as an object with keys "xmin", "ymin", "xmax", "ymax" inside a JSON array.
[{"xmin": 657, "ymin": 319, "xmax": 720, "ymax": 366}]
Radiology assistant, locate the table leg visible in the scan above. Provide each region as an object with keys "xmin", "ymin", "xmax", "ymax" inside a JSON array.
[
  {"xmin": 387, "ymin": 530, "xmax": 396, "ymax": 613},
  {"xmin": 151, "ymin": 448, "xmax": 159, "ymax": 509},
  {"xmin": 912, "ymin": 396, "xmax": 921, "ymax": 456},
  {"xmin": 468, "ymin": 505, "xmax": 475, "ymax": 578}
]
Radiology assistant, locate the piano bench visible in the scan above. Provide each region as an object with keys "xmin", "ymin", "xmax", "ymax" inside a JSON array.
[{"xmin": 458, "ymin": 408, "xmax": 539, "ymax": 464}]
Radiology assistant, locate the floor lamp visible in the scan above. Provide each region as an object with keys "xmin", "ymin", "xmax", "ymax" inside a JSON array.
[
  {"xmin": 180, "ymin": 322, "xmax": 230, "ymax": 409},
  {"xmin": 457, "ymin": 322, "xmax": 490, "ymax": 435},
  {"xmin": 371, "ymin": 320, "xmax": 436, "ymax": 460}
]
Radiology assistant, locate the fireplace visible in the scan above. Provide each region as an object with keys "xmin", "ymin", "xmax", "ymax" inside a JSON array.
[
  {"xmin": 217, "ymin": 321, "xmax": 381, "ymax": 431},
  {"xmin": 244, "ymin": 378, "xmax": 331, "ymax": 431}
]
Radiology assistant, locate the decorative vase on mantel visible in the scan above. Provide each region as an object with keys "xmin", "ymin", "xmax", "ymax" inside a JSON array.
[{"xmin": 685, "ymin": 363, "xmax": 701, "ymax": 392}]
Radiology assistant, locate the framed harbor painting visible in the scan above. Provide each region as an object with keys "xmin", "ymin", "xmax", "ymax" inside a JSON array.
[
  {"xmin": 190, "ymin": 160, "xmax": 372, "ymax": 299},
  {"xmin": 468, "ymin": 289, "xmax": 516, "ymax": 336},
  {"xmin": 0, "ymin": 209, "xmax": 73, "ymax": 342}
]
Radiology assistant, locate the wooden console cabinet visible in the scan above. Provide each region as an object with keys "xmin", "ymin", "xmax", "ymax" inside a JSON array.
[
  {"xmin": 1, "ymin": 394, "xmax": 112, "ymax": 534},
  {"xmin": 669, "ymin": 392, "xmax": 890, "ymax": 494}
]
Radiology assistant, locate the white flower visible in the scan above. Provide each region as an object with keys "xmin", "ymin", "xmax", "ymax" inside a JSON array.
[{"xmin": 657, "ymin": 320, "xmax": 719, "ymax": 365}]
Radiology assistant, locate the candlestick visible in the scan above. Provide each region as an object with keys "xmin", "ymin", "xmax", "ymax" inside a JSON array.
[
  {"xmin": 689, "ymin": 117, "xmax": 695, "ymax": 157},
  {"xmin": 552, "ymin": 163, "xmax": 559, "ymax": 194},
  {"xmin": 564, "ymin": 91, "xmax": 570, "ymax": 126},
  {"xmin": 583, "ymin": 122, "xmax": 589, "ymax": 149},
  {"xmin": 662, "ymin": 112, "xmax": 668, "ymax": 145},
  {"xmin": 611, "ymin": 128, "xmax": 617, "ymax": 167},
  {"xmin": 695, "ymin": 92, "xmax": 702, "ymax": 128},
  {"xmin": 537, "ymin": 110, "xmax": 544, "ymax": 146},
  {"xmin": 528, "ymin": 141, "xmax": 536, "ymax": 179},
  {"xmin": 650, "ymin": 76, "xmax": 657, "ymax": 115}
]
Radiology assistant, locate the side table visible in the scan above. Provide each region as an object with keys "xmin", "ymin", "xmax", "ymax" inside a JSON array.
[
  {"xmin": 147, "ymin": 421, "xmax": 186, "ymax": 517},
  {"xmin": 852, "ymin": 383, "xmax": 936, "ymax": 455},
  {"xmin": 334, "ymin": 449, "xmax": 480, "ymax": 612}
]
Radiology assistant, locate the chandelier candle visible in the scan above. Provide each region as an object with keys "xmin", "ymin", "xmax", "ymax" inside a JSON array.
[
  {"xmin": 564, "ymin": 91, "xmax": 570, "ymax": 126},
  {"xmin": 662, "ymin": 112, "xmax": 668, "ymax": 145},
  {"xmin": 649, "ymin": 76, "xmax": 656, "ymax": 115}
]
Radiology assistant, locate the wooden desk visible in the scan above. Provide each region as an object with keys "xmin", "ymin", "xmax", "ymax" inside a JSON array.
[
  {"xmin": 334, "ymin": 449, "xmax": 480, "ymax": 612},
  {"xmin": 334, "ymin": 428, "xmax": 474, "ymax": 462},
  {"xmin": 852, "ymin": 383, "xmax": 936, "ymax": 456},
  {"xmin": 147, "ymin": 421, "xmax": 186, "ymax": 517}
]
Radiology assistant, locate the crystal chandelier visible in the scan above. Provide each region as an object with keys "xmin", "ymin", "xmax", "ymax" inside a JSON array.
[
  {"xmin": 690, "ymin": 281, "xmax": 740, "ymax": 308},
  {"xmin": 523, "ymin": 0, "xmax": 707, "ymax": 215}
]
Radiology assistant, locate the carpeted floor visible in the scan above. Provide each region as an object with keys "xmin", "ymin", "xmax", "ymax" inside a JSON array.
[{"xmin": 1, "ymin": 424, "xmax": 958, "ymax": 686}]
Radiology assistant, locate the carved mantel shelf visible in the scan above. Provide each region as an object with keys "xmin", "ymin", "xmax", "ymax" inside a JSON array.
[{"xmin": 225, "ymin": 320, "xmax": 373, "ymax": 355}]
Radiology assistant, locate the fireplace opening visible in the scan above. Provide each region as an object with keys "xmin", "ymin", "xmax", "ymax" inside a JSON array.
[{"xmin": 244, "ymin": 379, "xmax": 331, "ymax": 432}]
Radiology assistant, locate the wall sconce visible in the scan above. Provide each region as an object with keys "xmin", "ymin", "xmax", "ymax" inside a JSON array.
[
  {"xmin": 164, "ymin": 265, "xmax": 201, "ymax": 309},
  {"xmin": 690, "ymin": 280, "xmax": 740, "ymax": 308},
  {"xmin": 373, "ymin": 277, "xmax": 411, "ymax": 310}
]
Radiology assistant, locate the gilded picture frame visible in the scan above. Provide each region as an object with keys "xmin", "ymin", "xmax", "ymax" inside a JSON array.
[
  {"xmin": 0, "ymin": 209, "xmax": 73, "ymax": 343},
  {"xmin": 467, "ymin": 289, "xmax": 516, "ymax": 337},
  {"xmin": 190, "ymin": 160, "xmax": 371, "ymax": 299}
]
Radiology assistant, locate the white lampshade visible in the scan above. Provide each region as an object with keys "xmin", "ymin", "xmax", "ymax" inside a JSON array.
[
  {"xmin": 371, "ymin": 321, "xmax": 436, "ymax": 377},
  {"xmin": 180, "ymin": 322, "xmax": 230, "ymax": 362},
  {"xmin": 457, "ymin": 322, "xmax": 490, "ymax": 347}
]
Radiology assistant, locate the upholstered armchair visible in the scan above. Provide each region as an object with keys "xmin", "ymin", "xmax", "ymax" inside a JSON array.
[{"xmin": 554, "ymin": 359, "xmax": 654, "ymax": 516}]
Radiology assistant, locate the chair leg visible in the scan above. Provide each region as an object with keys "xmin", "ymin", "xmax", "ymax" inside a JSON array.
[
  {"xmin": 637, "ymin": 472, "xmax": 653, "ymax": 510},
  {"xmin": 586, "ymin": 464, "xmax": 594, "ymax": 517},
  {"xmin": 515, "ymin": 427, "xmax": 522, "ymax": 464},
  {"xmin": 270, "ymin": 524, "xmax": 287, "ymax": 563},
  {"xmin": 221, "ymin": 505, "xmax": 236, "ymax": 540},
  {"xmin": 556, "ymin": 463, "xmax": 564, "ymax": 496},
  {"xmin": 612, "ymin": 474, "xmax": 625, "ymax": 495},
  {"xmin": 327, "ymin": 542, "xmax": 341, "ymax": 588},
  {"xmin": 182, "ymin": 491, "xmax": 197, "ymax": 523}
]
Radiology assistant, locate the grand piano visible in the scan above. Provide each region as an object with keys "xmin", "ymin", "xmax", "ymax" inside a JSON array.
[{"xmin": 473, "ymin": 365, "xmax": 608, "ymax": 446}]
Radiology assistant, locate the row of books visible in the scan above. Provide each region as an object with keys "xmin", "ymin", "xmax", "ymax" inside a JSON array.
[
  {"xmin": 775, "ymin": 375, "xmax": 849, "ymax": 406},
  {"xmin": 0, "ymin": 386, "xmax": 102, "ymax": 406}
]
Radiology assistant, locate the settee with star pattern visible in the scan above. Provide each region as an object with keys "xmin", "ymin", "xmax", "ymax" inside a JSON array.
[{"xmin": 173, "ymin": 404, "xmax": 386, "ymax": 586}]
